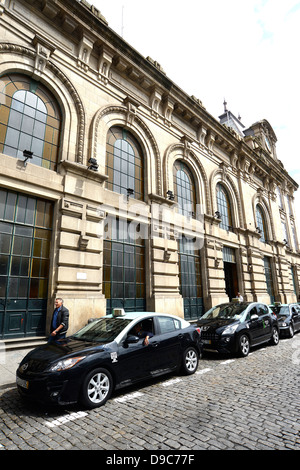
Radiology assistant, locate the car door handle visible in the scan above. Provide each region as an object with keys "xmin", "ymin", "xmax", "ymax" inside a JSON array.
[
  {"xmin": 151, "ymin": 341, "xmax": 159, "ymax": 348},
  {"xmin": 177, "ymin": 334, "xmax": 184, "ymax": 339}
]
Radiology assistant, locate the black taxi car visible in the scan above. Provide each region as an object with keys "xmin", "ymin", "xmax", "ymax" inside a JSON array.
[
  {"xmin": 197, "ymin": 301, "xmax": 279, "ymax": 357},
  {"xmin": 270, "ymin": 303, "xmax": 300, "ymax": 338},
  {"xmin": 16, "ymin": 310, "xmax": 202, "ymax": 408}
]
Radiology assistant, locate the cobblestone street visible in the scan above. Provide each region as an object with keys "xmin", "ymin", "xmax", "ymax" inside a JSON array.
[{"xmin": 1, "ymin": 334, "xmax": 300, "ymax": 451}]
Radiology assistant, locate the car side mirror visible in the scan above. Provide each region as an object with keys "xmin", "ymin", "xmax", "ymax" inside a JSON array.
[
  {"xmin": 125, "ymin": 335, "xmax": 139, "ymax": 344},
  {"xmin": 250, "ymin": 313, "xmax": 259, "ymax": 321}
]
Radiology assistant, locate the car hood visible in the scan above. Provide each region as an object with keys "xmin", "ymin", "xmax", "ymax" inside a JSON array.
[
  {"xmin": 198, "ymin": 318, "xmax": 238, "ymax": 332},
  {"xmin": 18, "ymin": 337, "xmax": 109, "ymax": 373}
]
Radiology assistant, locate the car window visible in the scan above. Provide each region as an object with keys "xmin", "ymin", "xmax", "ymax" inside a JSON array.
[
  {"xmin": 248, "ymin": 307, "xmax": 257, "ymax": 320},
  {"xmin": 257, "ymin": 304, "xmax": 269, "ymax": 316},
  {"xmin": 141, "ymin": 318, "xmax": 155, "ymax": 335},
  {"xmin": 291, "ymin": 305, "xmax": 300, "ymax": 315},
  {"xmin": 157, "ymin": 316, "xmax": 181, "ymax": 334}
]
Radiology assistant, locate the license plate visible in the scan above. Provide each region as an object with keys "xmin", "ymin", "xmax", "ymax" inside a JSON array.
[
  {"xmin": 16, "ymin": 376, "xmax": 29, "ymax": 389},
  {"xmin": 202, "ymin": 339, "xmax": 211, "ymax": 344}
]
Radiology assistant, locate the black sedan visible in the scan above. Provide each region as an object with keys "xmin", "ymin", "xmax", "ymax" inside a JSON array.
[
  {"xmin": 16, "ymin": 310, "xmax": 202, "ymax": 408},
  {"xmin": 197, "ymin": 301, "xmax": 279, "ymax": 357},
  {"xmin": 270, "ymin": 303, "xmax": 300, "ymax": 338}
]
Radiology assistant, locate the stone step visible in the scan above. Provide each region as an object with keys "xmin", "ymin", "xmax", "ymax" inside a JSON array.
[{"xmin": 1, "ymin": 337, "xmax": 47, "ymax": 351}]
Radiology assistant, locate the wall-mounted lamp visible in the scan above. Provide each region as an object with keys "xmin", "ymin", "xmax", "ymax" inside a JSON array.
[
  {"xmin": 166, "ymin": 190, "xmax": 175, "ymax": 201},
  {"xmin": 248, "ymin": 264, "xmax": 253, "ymax": 273},
  {"xmin": 256, "ymin": 227, "xmax": 262, "ymax": 234},
  {"xmin": 88, "ymin": 157, "xmax": 99, "ymax": 171},
  {"xmin": 23, "ymin": 149, "xmax": 33, "ymax": 166},
  {"xmin": 214, "ymin": 211, "xmax": 221, "ymax": 219},
  {"xmin": 283, "ymin": 239, "xmax": 288, "ymax": 246},
  {"xmin": 127, "ymin": 188, "xmax": 134, "ymax": 200}
]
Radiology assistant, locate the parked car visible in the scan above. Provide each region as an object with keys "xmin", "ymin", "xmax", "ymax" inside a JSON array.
[
  {"xmin": 197, "ymin": 301, "xmax": 279, "ymax": 357},
  {"xmin": 16, "ymin": 310, "xmax": 202, "ymax": 408},
  {"xmin": 270, "ymin": 303, "xmax": 300, "ymax": 338}
]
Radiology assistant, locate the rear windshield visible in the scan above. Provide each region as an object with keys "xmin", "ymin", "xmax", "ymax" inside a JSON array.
[{"xmin": 73, "ymin": 318, "xmax": 132, "ymax": 343}]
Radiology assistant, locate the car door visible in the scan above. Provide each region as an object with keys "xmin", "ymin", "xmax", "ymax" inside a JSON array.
[
  {"xmin": 116, "ymin": 317, "xmax": 158, "ymax": 385},
  {"xmin": 247, "ymin": 306, "xmax": 263, "ymax": 345},
  {"xmin": 152, "ymin": 316, "xmax": 182, "ymax": 372},
  {"xmin": 291, "ymin": 305, "xmax": 300, "ymax": 331},
  {"xmin": 256, "ymin": 303, "xmax": 272, "ymax": 341}
]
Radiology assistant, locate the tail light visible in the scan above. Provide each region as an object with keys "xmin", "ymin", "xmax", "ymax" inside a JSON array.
[{"xmin": 195, "ymin": 327, "xmax": 201, "ymax": 335}]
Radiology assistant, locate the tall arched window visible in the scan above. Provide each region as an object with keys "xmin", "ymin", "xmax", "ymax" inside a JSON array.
[
  {"xmin": 0, "ymin": 74, "xmax": 61, "ymax": 170},
  {"xmin": 216, "ymin": 183, "xmax": 233, "ymax": 231},
  {"xmin": 173, "ymin": 160, "xmax": 196, "ymax": 217},
  {"xmin": 106, "ymin": 126, "xmax": 144, "ymax": 201},
  {"xmin": 256, "ymin": 205, "xmax": 267, "ymax": 242}
]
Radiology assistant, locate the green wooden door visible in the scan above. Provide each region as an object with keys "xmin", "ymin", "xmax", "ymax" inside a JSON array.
[{"xmin": 0, "ymin": 189, "xmax": 53, "ymax": 339}]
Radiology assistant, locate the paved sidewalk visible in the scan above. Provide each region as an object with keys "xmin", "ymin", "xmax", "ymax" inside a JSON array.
[{"xmin": 0, "ymin": 347, "xmax": 33, "ymax": 389}]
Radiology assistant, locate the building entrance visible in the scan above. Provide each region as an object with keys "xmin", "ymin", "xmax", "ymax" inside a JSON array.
[
  {"xmin": 0, "ymin": 189, "xmax": 53, "ymax": 339},
  {"xmin": 223, "ymin": 246, "xmax": 238, "ymax": 301}
]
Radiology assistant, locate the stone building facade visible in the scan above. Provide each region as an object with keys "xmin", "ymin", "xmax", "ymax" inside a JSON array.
[{"xmin": 0, "ymin": 0, "xmax": 299, "ymax": 339}]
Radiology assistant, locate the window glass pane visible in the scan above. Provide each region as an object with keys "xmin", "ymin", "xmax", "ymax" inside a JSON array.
[
  {"xmin": 0, "ymin": 255, "xmax": 9, "ymax": 275},
  {"xmin": 22, "ymin": 116, "xmax": 34, "ymax": 134},
  {"xmin": 0, "ymin": 234, "xmax": 12, "ymax": 254},
  {"xmin": 4, "ymin": 192, "xmax": 17, "ymax": 221},
  {"xmin": 9, "ymin": 109, "xmax": 22, "ymax": 129},
  {"xmin": 4, "ymin": 127, "xmax": 19, "ymax": 147}
]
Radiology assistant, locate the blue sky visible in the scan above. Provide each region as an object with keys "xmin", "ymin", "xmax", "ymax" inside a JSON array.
[{"xmin": 92, "ymin": 0, "xmax": 300, "ymax": 227}]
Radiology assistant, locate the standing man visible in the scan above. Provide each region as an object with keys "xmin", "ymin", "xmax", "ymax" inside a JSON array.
[{"xmin": 49, "ymin": 298, "xmax": 69, "ymax": 342}]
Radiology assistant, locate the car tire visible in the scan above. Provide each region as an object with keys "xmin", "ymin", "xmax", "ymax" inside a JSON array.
[
  {"xmin": 181, "ymin": 347, "xmax": 199, "ymax": 375},
  {"xmin": 288, "ymin": 323, "xmax": 294, "ymax": 338},
  {"xmin": 80, "ymin": 368, "xmax": 113, "ymax": 409},
  {"xmin": 270, "ymin": 326, "xmax": 279, "ymax": 346},
  {"xmin": 237, "ymin": 334, "xmax": 250, "ymax": 357}
]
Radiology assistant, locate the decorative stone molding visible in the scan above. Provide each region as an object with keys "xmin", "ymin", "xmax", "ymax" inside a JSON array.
[
  {"xmin": 123, "ymin": 96, "xmax": 140, "ymax": 126},
  {"xmin": 32, "ymin": 35, "xmax": 55, "ymax": 79},
  {"xmin": 162, "ymin": 95, "xmax": 175, "ymax": 127},
  {"xmin": 149, "ymin": 86, "xmax": 163, "ymax": 119},
  {"xmin": 77, "ymin": 33, "xmax": 95, "ymax": 72},
  {"xmin": 98, "ymin": 45, "xmax": 114, "ymax": 84}
]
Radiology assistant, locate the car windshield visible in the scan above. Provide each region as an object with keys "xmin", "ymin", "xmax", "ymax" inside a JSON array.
[
  {"xmin": 275, "ymin": 306, "xmax": 290, "ymax": 319},
  {"xmin": 201, "ymin": 303, "xmax": 248, "ymax": 320},
  {"xmin": 73, "ymin": 317, "xmax": 132, "ymax": 343}
]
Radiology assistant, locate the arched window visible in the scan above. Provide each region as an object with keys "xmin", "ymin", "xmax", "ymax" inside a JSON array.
[
  {"xmin": 256, "ymin": 205, "xmax": 267, "ymax": 242},
  {"xmin": 216, "ymin": 183, "xmax": 233, "ymax": 231},
  {"xmin": 173, "ymin": 160, "xmax": 196, "ymax": 217},
  {"xmin": 0, "ymin": 74, "xmax": 61, "ymax": 170},
  {"xmin": 106, "ymin": 126, "xmax": 144, "ymax": 201}
]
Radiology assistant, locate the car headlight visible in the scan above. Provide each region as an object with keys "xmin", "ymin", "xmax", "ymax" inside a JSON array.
[
  {"xmin": 281, "ymin": 322, "xmax": 287, "ymax": 327},
  {"xmin": 222, "ymin": 324, "xmax": 239, "ymax": 335},
  {"xmin": 49, "ymin": 357, "xmax": 86, "ymax": 372}
]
